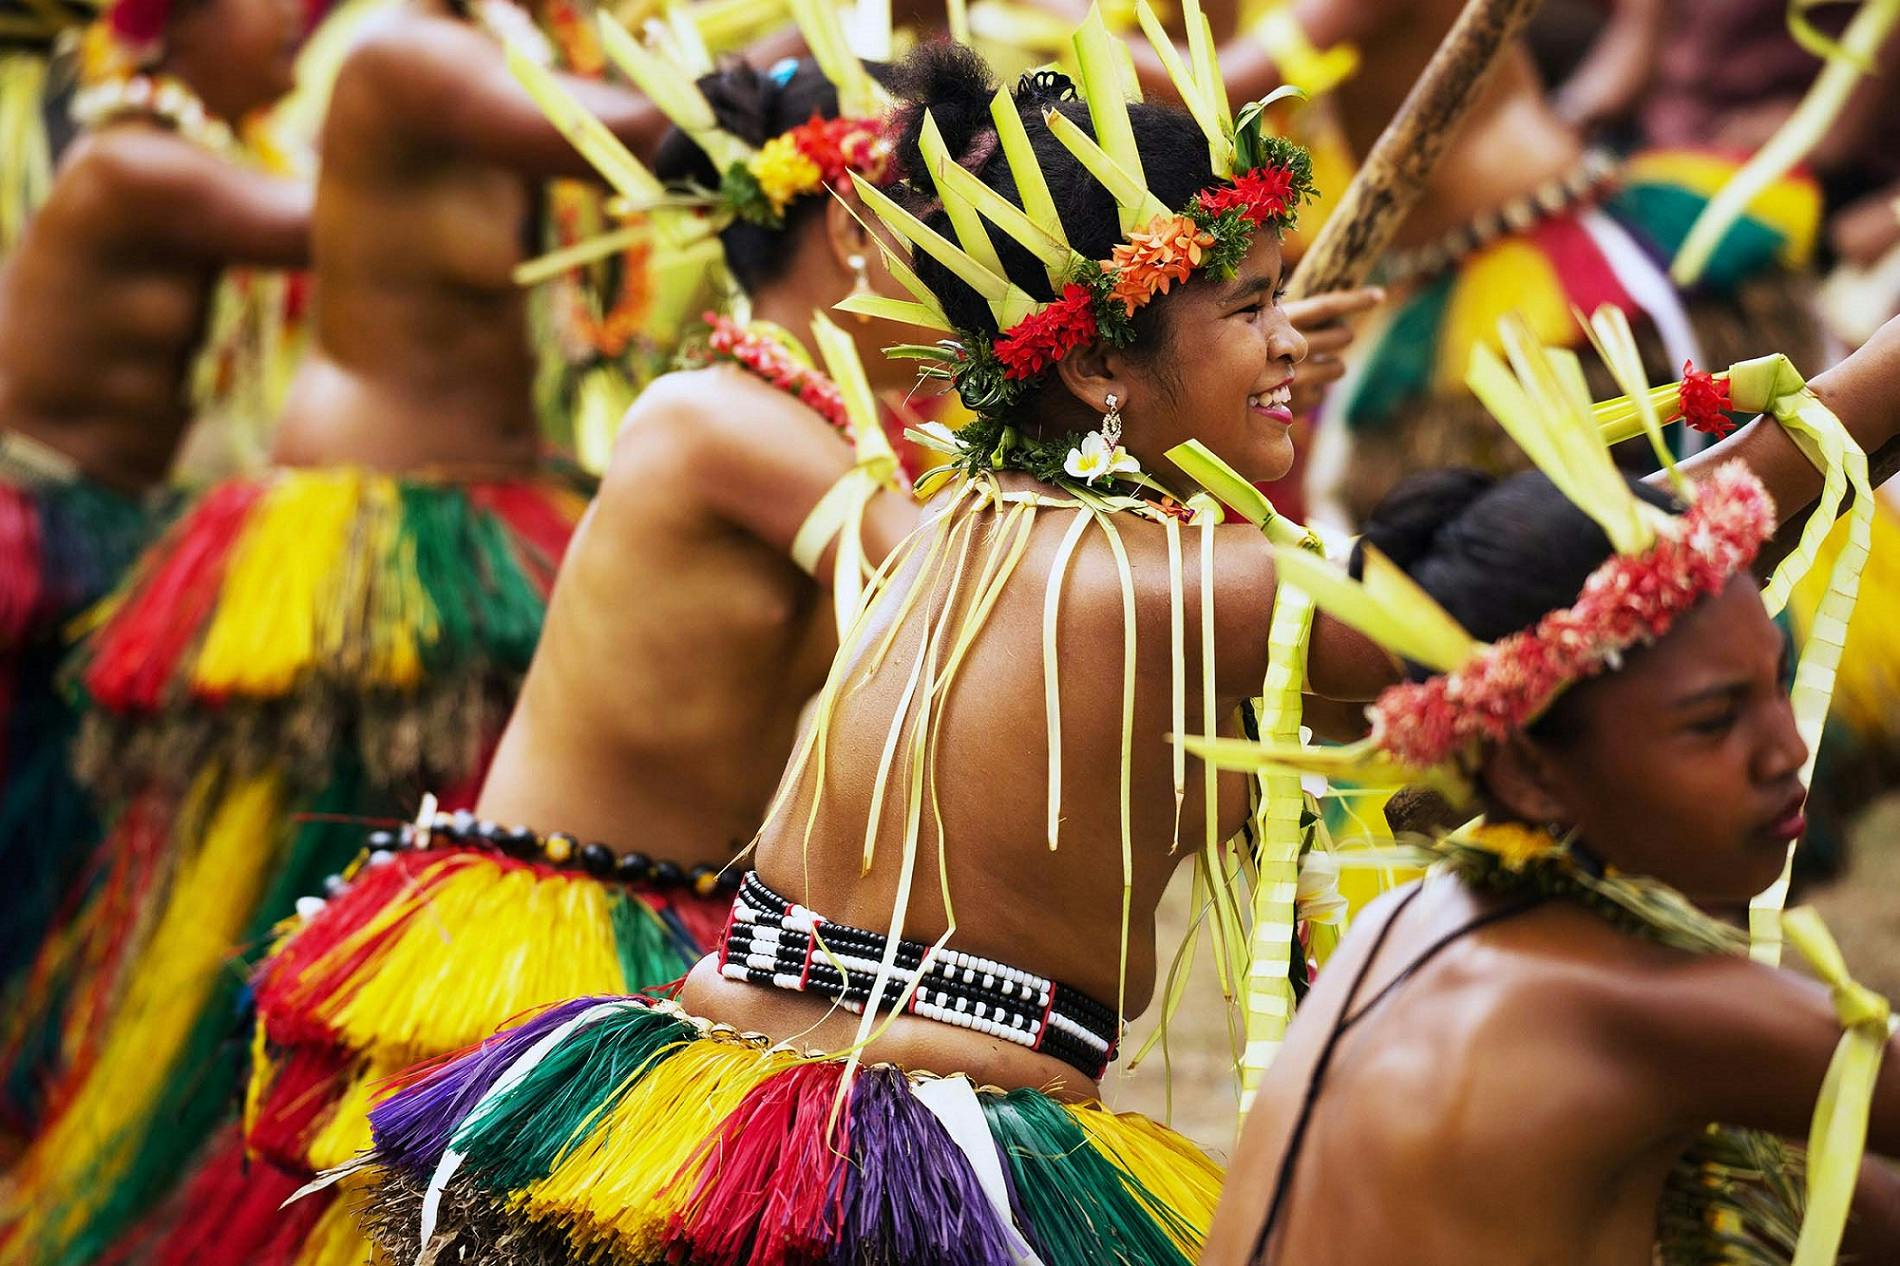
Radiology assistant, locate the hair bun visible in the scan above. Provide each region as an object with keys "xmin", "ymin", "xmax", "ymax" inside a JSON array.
[
  {"xmin": 887, "ymin": 40, "xmax": 999, "ymax": 195},
  {"xmin": 1351, "ymin": 468, "xmax": 1495, "ymax": 579}
]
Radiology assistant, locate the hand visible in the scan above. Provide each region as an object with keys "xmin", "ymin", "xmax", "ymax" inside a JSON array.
[
  {"xmin": 1284, "ymin": 286, "xmax": 1383, "ymax": 418},
  {"xmin": 1829, "ymin": 191, "xmax": 1900, "ymax": 269}
]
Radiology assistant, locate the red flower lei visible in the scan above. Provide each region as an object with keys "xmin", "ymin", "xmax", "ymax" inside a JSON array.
[
  {"xmin": 1368, "ymin": 462, "xmax": 1775, "ymax": 768},
  {"xmin": 704, "ymin": 312, "xmax": 851, "ymax": 437}
]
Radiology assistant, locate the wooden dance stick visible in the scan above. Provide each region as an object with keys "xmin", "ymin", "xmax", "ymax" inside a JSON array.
[{"xmin": 1286, "ymin": 0, "xmax": 1544, "ymax": 301}]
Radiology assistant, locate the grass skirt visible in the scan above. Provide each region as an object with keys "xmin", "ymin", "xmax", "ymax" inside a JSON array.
[
  {"xmin": 0, "ymin": 466, "xmax": 588, "ymax": 1266},
  {"xmin": 0, "ymin": 471, "xmax": 165, "ymax": 1131},
  {"xmin": 1322, "ymin": 148, "xmax": 1824, "ymax": 522},
  {"xmin": 141, "ymin": 837, "xmax": 730, "ymax": 1266},
  {"xmin": 356, "ymin": 995, "xmax": 1223, "ymax": 1266}
]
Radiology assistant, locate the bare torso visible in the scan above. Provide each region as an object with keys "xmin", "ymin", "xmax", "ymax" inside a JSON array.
[
  {"xmin": 0, "ymin": 126, "xmax": 234, "ymax": 492},
  {"xmin": 1203, "ymin": 879, "xmax": 1696, "ymax": 1265},
  {"xmin": 477, "ymin": 367, "xmax": 842, "ymax": 862},
  {"xmin": 683, "ymin": 486, "xmax": 1338, "ymax": 1096},
  {"xmin": 270, "ymin": 11, "xmax": 541, "ymax": 471}
]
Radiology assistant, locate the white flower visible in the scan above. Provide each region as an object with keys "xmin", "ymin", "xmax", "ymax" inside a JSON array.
[
  {"xmin": 1295, "ymin": 850, "xmax": 1349, "ymax": 927},
  {"xmin": 912, "ymin": 420, "xmax": 962, "ymax": 453},
  {"xmin": 1063, "ymin": 430, "xmax": 1142, "ymax": 486}
]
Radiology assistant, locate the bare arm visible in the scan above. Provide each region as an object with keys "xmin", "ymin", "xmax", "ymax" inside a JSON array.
[
  {"xmin": 1667, "ymin": 314, "xmax": 1900, "ymax": 531},
  {"xmin": 1548, "ymin": 0, "xmax": 1664, "ymax": 129},
  {"xmin": 348, "ymin": 17, "xmax": 666, "ymax": 179},
  {"xmin": 1135, "ymin": 0, "xmax": 1391, "ymax": 110},
  {"xmin": 1625, "ymin": 951, "xmax": 1900, "ymax": 1163},
  {"xmin": 638, "ymin": 368, "xmax": 921, "ymax": 586},
  {"xmin": 89, "ymin": 130, "xmax": 310, "ymax": 268},
  {"xmin": 1200, "ymin": 526, "xmax": 1396, "ymax": 704}
]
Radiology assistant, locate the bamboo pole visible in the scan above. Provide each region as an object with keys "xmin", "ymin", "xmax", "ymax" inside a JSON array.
[{"xmin": 1287, "ymin": 0, "xmax": 1544, "ymax": 300}]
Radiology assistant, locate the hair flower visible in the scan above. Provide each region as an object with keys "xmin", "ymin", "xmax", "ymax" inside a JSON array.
[
  {"xmin": 1063, "ymin": 430, "xmax": 1141, "ymax": 485},
  {"xmin": 1295, "ymin": 851, "xmax": 1348, "ymax": 926},
  {"xmin": 994, "ymin": 284, "xmax": 1100, "ymax": 380},
  {"xmin": 1105, "ymin": 214, "xmax": 1217, "ymax": 317},
  {"xmin": 750, "ymin": 135, "xmax": 826, "ymax": 214}
]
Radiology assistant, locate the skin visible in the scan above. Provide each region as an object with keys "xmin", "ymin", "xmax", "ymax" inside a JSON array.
[
  {"xmin": 268, "ymin": 0, "xmax": 665, "ymax": 471},
  {"xmin": 0, "ymin": 0, "xmax": 310, "ymax": 492},
  {"xmin": 476, "ymin": 195, "xmax": 922, "ymax": 860},
  {"xmin": 1136, "ymin": 0, "xmax": 1589, "ymax": 249},
  {"xmin": 1203, "ymin": 578, "xmax": 1900, "ymax": 1265},
  {"xmin": 675, "ymin": 191, "xmax": 1900, "ymax": 1103},
  {"xmin": 682, "ymin": 236, "xmax": 1402, "ymax": 1094}
]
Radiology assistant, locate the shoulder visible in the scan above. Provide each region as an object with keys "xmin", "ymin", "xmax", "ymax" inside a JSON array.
[
  {"xmin": 607, "ymin": 364, "xmax": 818, "ymax": 481},
  {"xmin": 57, "ymin": 126, "xmax": 207, "ymax": 202},
  {"xmin": 49, "ymin": 126, "xmax": 224, "ymax": 237},
  {"xmin": 333, "ymin": 10, "xmax": 488, "ymax": 110},
  {"xmin": 1475, "ymin": 901, "xmax": 1828, "ymax": 1079}
]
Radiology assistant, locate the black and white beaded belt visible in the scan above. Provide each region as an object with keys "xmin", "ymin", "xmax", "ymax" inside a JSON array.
[
  {"xmin": 289, "ymin": 802, "xmax": 743, "ymax": 926},
  {"xmin": 1377, "ymin": 149, "xmax": 1622, "ymax": 287},
  {"xmin": 717, "ymin": 871, "xmax": 1121, "ymax": 1079}
]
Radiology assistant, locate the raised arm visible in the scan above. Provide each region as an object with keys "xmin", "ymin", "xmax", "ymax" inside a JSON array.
[
  {"xmin": 1548, "ymin": 0, "xmax": 1664, "ymax": 130},
  {"xmin": 1632, "ymin": 949, "xmax": 1900, "ymax": 1175},
  {"xmin": 87, "ymin": 129, "xmax": 310, "ymax": 268},
  {"xmin": 1669, "ymin": 313, "xmax": 1900, "ymax": 529},
  {"xmin": 343, "ymin": 16, "xmax": 666, "ymax": 180},
  {"xmin": 1134, "ymin": 0, "xmax": 1391, "ymax": 111}
]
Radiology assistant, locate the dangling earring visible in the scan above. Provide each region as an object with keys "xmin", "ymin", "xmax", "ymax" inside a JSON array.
[
  {"xmin": 1100, "ymin": 393, "xmax": 1123, "ymax": 448},
  {"xmin": 846, "ymin": 253, "xmax": 874, "ymax": 323}
]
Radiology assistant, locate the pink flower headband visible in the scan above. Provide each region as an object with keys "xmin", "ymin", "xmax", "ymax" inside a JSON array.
[{"xmin": 1368, "ymin": 461, "xmax": 1776, "ymax": 768}]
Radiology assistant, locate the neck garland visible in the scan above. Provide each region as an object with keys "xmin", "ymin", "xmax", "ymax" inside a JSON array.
[{"xmin": 71, "ymin": 73, "xmax": 237, "ymax": 155}]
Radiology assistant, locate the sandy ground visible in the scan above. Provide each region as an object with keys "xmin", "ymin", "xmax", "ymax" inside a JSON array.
[{"xmin": 1097, "ymin": 795, "xmax": 1900, "ymax": 1161}]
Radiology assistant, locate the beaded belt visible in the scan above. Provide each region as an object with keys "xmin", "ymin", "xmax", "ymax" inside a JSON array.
[
  {"xmin": 1377, "ymin": 149, "xmax": 1622, "ymax": 287},
  {"xmin": 289, "ymin": 805, "xmax": 743, "ymax": 923},
  {"xmin": 717, "ymin": 872, "xmax": 1121, "ymax": 1079}
]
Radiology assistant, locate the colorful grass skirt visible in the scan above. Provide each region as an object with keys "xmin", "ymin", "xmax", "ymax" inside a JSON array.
[
  {"xmin": 1318, "ymin": 148, "xmax": 1824, "ymax": 522},
  {"xmin": 0, "ymin": 465, "xmax": 589, "ymax": 1266},
  {"xmin": 356, "ymin": 995, "xmax": 1223, "ymax": 1266},
  {"xmin": 0, "ymin": 462, "xmax": 165, "ymax": 1132},
  {"xmin": 145, "ymin": 827, "xmax": 733, "ymax": 1266}
]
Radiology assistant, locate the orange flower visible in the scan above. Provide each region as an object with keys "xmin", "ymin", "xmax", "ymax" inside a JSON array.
[{"xmin": 1104, "ymin": 214, "xmax": 1216, "ymax": 316}]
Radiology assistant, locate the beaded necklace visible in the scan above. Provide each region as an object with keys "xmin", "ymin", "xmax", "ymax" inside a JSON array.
[{"xmin": 703, "ymin": 313, "xmax": 852, "ymax": 439}]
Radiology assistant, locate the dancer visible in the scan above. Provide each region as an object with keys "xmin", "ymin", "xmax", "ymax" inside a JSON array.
[
  {"xmin": 218, "ymin": 48, "xmax": 917, "ymax": 1266},
  {"xmin": 350, "ymin": 10, "xmax": 1900, "ymax": 1257},
  {"xmin": 345, "ymin": 26, "xmax": 1367, "ymax": 1263},
  {"xmin": 1198, "ymin": 315, "xmax": 1900, "ymax": 1265},
  {"xmin": 0, "ymin": 0, "xmax": 310, "ymax": 1135},
  {"xmin": 0, "ymin": 4, "xmax": 669, "ymax": 1262},
  {"xmin": 1144, "ymin": 0, "xmax": 1826, "ymax": 522}
]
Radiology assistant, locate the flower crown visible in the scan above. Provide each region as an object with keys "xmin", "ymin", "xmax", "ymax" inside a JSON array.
[
  {"xmin": 1370, "ymin": 462, "xmax": 1773, "ymax": 767},
  {"xmin": 841, "ymin": 0, "xmax": 1315, "ymax": 484},
  {"xmin": 1184, "ymin": 306, "xmax": 1865, "ymax": 792}
]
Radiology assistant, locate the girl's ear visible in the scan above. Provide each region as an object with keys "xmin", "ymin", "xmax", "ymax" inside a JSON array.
[
  {"xmin": 1054, "ymin": 340, "xmax": 1124, "ymax": 415},
  {"xmin": 1480, "ymin": 734, "xmax": 1573, "ymax": 829}
]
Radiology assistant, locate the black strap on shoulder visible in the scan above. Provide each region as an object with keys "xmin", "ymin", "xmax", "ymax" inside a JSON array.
[{"xmin": 1247, "ymin": 884, "xmax": 1547, "ymax": 1264}]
